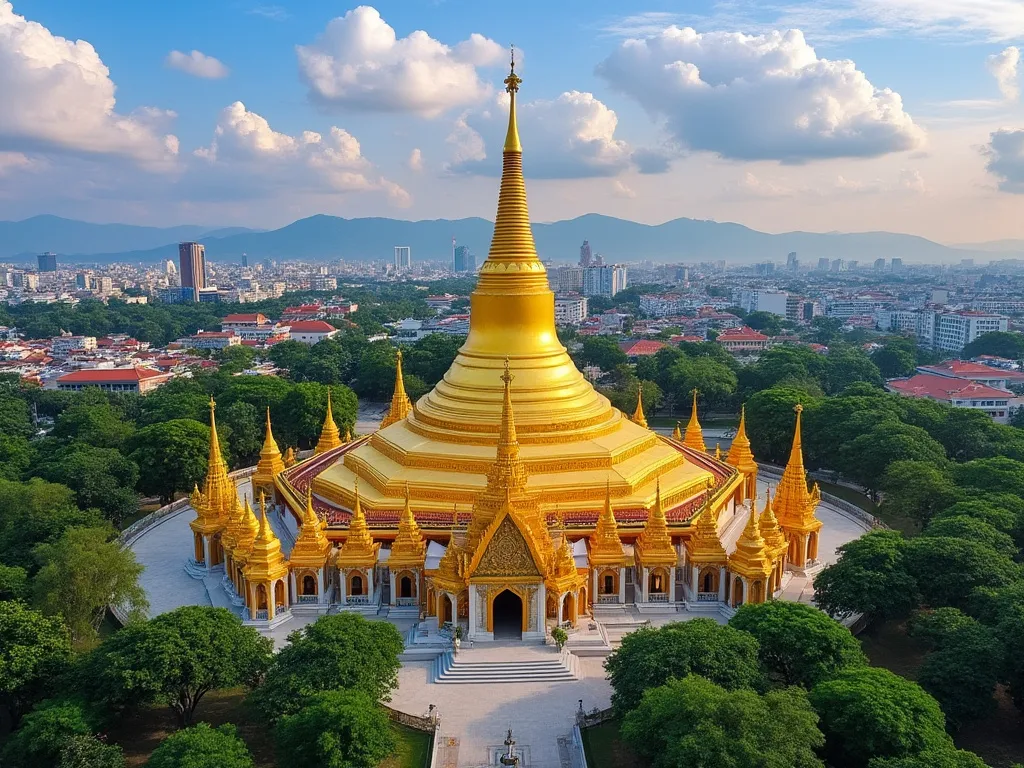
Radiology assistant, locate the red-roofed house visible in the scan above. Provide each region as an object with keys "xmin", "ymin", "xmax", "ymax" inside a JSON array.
[
  {"xmin": 221, "ymin": 313, "xmax": 290, "ymax": 344},
  {"xmin": 671, "ymin": 334, "xmax": 705, "ymax": 344},
  {"xmin": 886, "ymin": 374, "xmax": 1015, "ymax": 422},
  {"xmin": 619, "ymin": 339, "xmax": 667, "ymax": 357},
  {"xmin": 917, "ymin": 361, "xmax": 1024, "ymax": 391},
  {"xmin": 56, "ymin": 367, "xmax": 173, "ymax": 394},
  {"xmin": 282, "ymin": 304, "xmax": 324, "ymax": 321},
  {"xmin": 716, "ymin": 326, "xmax": 768, "ymax": 354},
  {"xmin": 289, "ymin": 320, "xmax": 338, "ymax": 344}
]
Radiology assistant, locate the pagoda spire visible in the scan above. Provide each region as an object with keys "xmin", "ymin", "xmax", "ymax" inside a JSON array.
[
  {"xmin": 289, "ymin": 487, "xmax": 330, "ymax": 568},
  {"xmin": 635, "ymin": 480, "xmax": 677, "ymax": 568},
  {"xmin": 631, "ymin": 385, "xmax": 648, "ymax": 429},
  {"xmin": 389, "ymin": 483, "xmax": 426, "ymax": 568},
  {"xmin": 283, "ymin": 446, "xmax": 296, "ymax": 467},
  {"xmin": 773, "ymin": 404, "xmax": 813, "ymax": 527},
  {"xmin": 234, "ymin": 495, "xmax": 260, "ymax": 561},
  {"xmin": 254, "ymin": 407, "xmax": 285, "ymax": 492},
  {"xmin": 726, "ymin": 404, "xmax": 759, "ymax": 501},
  {"xmin": 728, "ymin": 505, "xmax": 773, "ymax": 593},
  {"xmin": 590, "ymin": 479, "xmax": 625, "ymax": 565},
  {"xmin": 314, "ymin": 390, "xmax": 342, "ymax": 455},
  {"xmin": 201, "ymin": 397, "xmax": 233, "ymax": 525},
  {"xmin": 689, "ymin": 486, "xmax": 727, "ymax": 564},
  {"xmin": 758, "ymin": 488, "xmax": 787, "ymax": 557},
  {"xmin": 243, "ymin": 492, "xmax": 288, "ymax": 579},
  {"xmin": 683, "ymin": 389, "xmax": 707, "ymax": 453},
  {"xmin": 486, "ymin": 357, "xmax": 528, "ymax": 494},
  {"xmin": 380, "ymin": 349, "xmax": 413, "ymax": 428},
  {"xmin": 672, "ymin": 421, "xmax": 682, "ymax": 440},
  {"xmin": 338, "ymin": 480, "xmax": 378, "ymax": 567}
]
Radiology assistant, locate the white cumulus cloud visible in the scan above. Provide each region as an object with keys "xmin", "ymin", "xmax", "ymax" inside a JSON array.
[
  {"xmin": 987, "ymin": 47, "xmax": 1020, "ymax": 101},
  {"xmin": 596, "ymin": 26, "xmax": 924, "ymax": 163},
  {"xmin": 194, "ymin": 101, "xmax": 410, "ymax": 206},
  {"xmin": 297, "ymin": 6, "xmax": 505, "ymax": 117},
  {"xmin": 0, "ymin": 1, "xmax": 178, "ymax": 168},
  {"xmin": 984, "ymin": 128, "xmax": 1024, "ymax": 192},
  {"xmin": 447, "ymin": 91, "xmax": 663, "ymax": 178},
  {"xmin": 407, "ymin": 148, "xmax": 424, "ymax": 171},
  {"xmin": 166, "ymin": 49, "xmax": 229, "ymax": 79}
]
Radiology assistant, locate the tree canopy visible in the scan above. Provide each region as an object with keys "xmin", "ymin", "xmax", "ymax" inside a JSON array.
[
  {"xmin": 274, "ymin": 690, "xmax": 396, "ymax": 768},
  {"xmin": 146, "ymin": 723, "xmax": 254, "ymax": 768}
]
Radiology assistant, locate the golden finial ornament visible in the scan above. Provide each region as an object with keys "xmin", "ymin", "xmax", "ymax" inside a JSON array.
[
  {"xmin": 314, "ymin": 390, "xmax": 342, "ymax": 454},
  {"xmin": 683, "ymin": 388, "xmax": 707, "ymax": 453},
  {"xmin": 631, "ymin": 385, "xmax": 648, "ymax": 429},
  {"xmin": 381, "ymin": 348, "xmax": 413, "ymax": 428}
]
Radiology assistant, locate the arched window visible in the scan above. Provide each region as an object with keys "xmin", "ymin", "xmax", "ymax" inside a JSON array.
[
  {"xmin": 400, "ymin": 575, "xmax": 413, "ymax": 598},
  {"xmin": 603, "ymin": 574, "xmax": 614, "ymax": 594},
  {"xmin": 702, "ymin": 571, "xmax": 713, "ymax": 593},
  {"xmin": 351, "ymin": 574, "xmax": 364, "ymax": 596},
  {"xmin": 302, "ymin": 574, "xmax": 317, "ymax": 595}
]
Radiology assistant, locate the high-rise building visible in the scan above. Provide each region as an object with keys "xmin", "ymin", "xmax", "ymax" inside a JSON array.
[
  {"xmin": 786, "ymin": 252, "xmax": 799, "ymax": 272},
  {"xmin": 178, "ymin": 242, "xmax": 206, "ymax": 301},
  {"xmin": 582, "ymin": 264, "xmax": 627, "ymax": 298},
  {"xmin": 830, "ymin": 259, "xmax": 845, "ymax": 272},
  {"xmin": 579, "ymin": 240, "xmax": 592, "ymax": 267},
  {"xmin": 755, "ymin": 262, "xmax": 775, "ymax": 276},
  {"xmin": 75, "ymin": 272, "xmax": 92, "ymax": 290},
  {"xmin": 164, "ymin": 259, "xmax": 176, "ymax": 276},
  {"xmin": 817, "ymin": 257, "xmax": 830, "ymax": 271},
  {"xmin": 736, "ymin": 289, "xmax": 787, "ymax": 317},
  {"xmin": 454, "ymin": 245, "xmax": 476, "ymax": 273},
  {"xmin": 241, "ymin": 253, "xmax": 248, "ymax": 268},
  {"xmin": 874, "ymin": 258, "xmax": 886, "ymax": 271},
  {"xmin": 394, "ymin": 246, "xmax": 412, "ymax": 271},
  {"xmin": 37, "ymin": 252, "xmax": 57, "ymax": 272},
  {"xmin": 891, "ymin": 258, "xmax": 904, "ymax": 273}
]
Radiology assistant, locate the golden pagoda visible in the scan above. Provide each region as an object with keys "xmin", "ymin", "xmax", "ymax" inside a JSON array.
[
  {"xmin": 589, "ymin": 481, "xmax": 626, "ymax": 567},
  {"xmin": 283, "ymin": 446, "xmax": 297, "ymax": 467},
  {"xmin": 314, "ymin": 391, "xmax": 342, "ymax": 455},
  {"xmin": 672, "ymin": 421, "xmax": 682, "ymax": 440},
  {"xmin": 253, "ymin": 407, "xmax": 286, "ymax": 496},
  {"xmin": 289, "ymin": 488, "xmax": 330, "ymax": 569},
  {"xmin": 380, "ymin": 349, "xmax": 413, "ymax": 429},
  {"xmin": 726, "ymin": 405, "xmax": 759, "ymax": 501},
  {"xmin": 772, "ymin": 405, "xmax": 823, "ymax": 568},
  {"xmin": 233, "ymin": 496, "xmax": 260, "ymax": 565},
  {"xmin": 388, "ymin": 484, "xmax": 426, "ymax": 570},
  {"xmin": 336, "ymin": 481, "xmax": 379, "ymax": 569},
  {"xmin": 631, "ymin": 386, "xmax": 648, "ymax": 429},
  {"xmin": 634, "ymin": 480, "xmax": 678, "ymax": 569},
  {"xmin": 304, "ymin": 54, "xmax": 723, "ymax": 526},
  {"xmin": 688, "ymin": 490, "xmax": 728, "ymax": 566},
  {"xmin": 683, "ymin": 390, "xmax": 707, "ymax": 453},
  {"xmin": 758, "ymin": 488, "xmax": 787, "ymax": 559},
  {"xmin": 728, "ymin": 506, "xmax": 773, "ymax": 605},
  {"xmin": 242, "ymin": 493, "xmax": 290, "ymax": 620},
  {"xmin": 189, "ymin": 398, "xmax": 234, "ymax": 567}
]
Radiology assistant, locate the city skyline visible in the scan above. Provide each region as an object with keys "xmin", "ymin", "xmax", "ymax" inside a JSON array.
[{"xmin": 2, "ymin": 0, "xmax": 1024, "ymax": 243}]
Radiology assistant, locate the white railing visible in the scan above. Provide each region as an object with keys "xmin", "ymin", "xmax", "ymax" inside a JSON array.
[
  {"xmin": 297, "ymin": 594, "xmax": 318, "ymax": 603},
  {"xmin": 347, "ymin": 595, "xmax": 370, "ymax": 604},
  {"xmin": 255, "ymin": 609, "xmax": 269, "ymax": 620},
  {"xmin": 597, "ymin": 594, "xmax": 619, "ymax": 604},
  {"xmin": 647, "ymin": 593, "xmax": 669, "ymax": 603},
  {"xmin": 397, "ymin": 597, "xmax": 418, "ymax": 607},
  {"xmin": 696, "ymin": 593, "xmax": 718, "ymax": 603}
]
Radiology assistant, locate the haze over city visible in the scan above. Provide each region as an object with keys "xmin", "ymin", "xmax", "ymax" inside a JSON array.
[{"xmin": 3, "ymin": 0, "xmax": 1024, "ymax": 243}]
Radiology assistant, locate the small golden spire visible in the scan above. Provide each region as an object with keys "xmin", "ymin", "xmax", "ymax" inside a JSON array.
[
  {"xmin": 196, "ymin": 397, "xmax": 233, "ymax": 529},
  {"xmin": 290, "ymin": 487, "xmax": 330, "ymax": 567},
  {"xmin": 759, "ymin": 488, "xmax": 787, "ymax": 557},
  {"xmin": 243, "ymin": 491, "xmax": 288, "ymax": 581},
  {"xmin": 689, "ymin": 491, "xmax": 727, "ymax": 564},
  {"xmin": 283, "ymin": 446, "xmax": 296, "ymax": 467},
  {"xmin": 631, "ymin": 385, "xmax": 648, "ymax": 429},
  {"xmin": 381, "ymin": 349, "xmax": 413, "ymax": 428},
  {"xmin": 774, "ymin": 404, "xmax": 814, "ymax": 528},
  {"xmin": 683, "ymin": 389, "xmax": 707, "ymax": 453},
  {"xmin": 338, "ymin": 479, "xmax": 379, "ymax": 567},
  {"xmin": 389, "ymin": 483, "xmax": 426, "ymax": 568},
  {"xmin": 726, "ymin": 404, "xmax": 759, "ymax": 500},
  {"xmin": 672, "ymin": 421, "xmax": 682, "ymax": 440},
  {"xmin": 343, "ymin": 428, "xmax": 352, "ymax": 443},
  {"xmin": 487, "ymin": 357, "xmax": 527, "ymax": 493},
  {"xmin": 635, "ymin": 479, "xmax": 677, "ymax": 568},
  {"xmin": 314, "ymin": 390, "xmax": 342, "ymax": 454},
  {"xmin": 254, "ymin": 407, "xmax": 285, "ymax": 489},
  {"xmin": 233, "ymin": 495, "xmax": 260, "ymax": 563},
  {"xmin": 590, "ymin": 478, "xmax": 625, "ymax": 565},
  {"xmin": 728, "ymin": 504, "xmax": 773, "ymax": 586},
  {"xmin": 503, "ymin": 45, "xmax": 522, "ymax": 153},
  {"xmin": 714, "ymin": 442, "xmax": 722, "ymax": 460}
]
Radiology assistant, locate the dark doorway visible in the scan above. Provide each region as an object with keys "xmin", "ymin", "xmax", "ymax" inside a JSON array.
[
  {"xmin": 492, "ymin": 590, "xmax": 523, "ymax": 640},
  {"xmin": 400, "ymin": 576, "xmax": 413, "ymax": 598}
]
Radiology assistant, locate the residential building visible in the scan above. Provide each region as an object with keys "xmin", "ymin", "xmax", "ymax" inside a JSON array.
[
  {"xmin": 827, "ymin": 297, "xmax": 885, "ymax": 319},
  {"xmin": 454, "ymin": 245, "xmax": 476, "ymax": 274},
  {"xmin": 917, "ymin": 361, "xmax": 1024, "ymax": 391},
  {"xmin": 932, "ymin": 311, "xmax": 1008, "ymax": 352},
  {"xmin": 311, "ymin": 276, "xmax": 337, "ymax": 291},
  {"xmin": 56, "ymin": 367, "xmax": 173, "ymax": 394},
  {"xmin": 886, "ymin": 374, "xmax": 1014, "ymax": 423},
  {"xmin": 736, "ymin": 289, "xmax": 787, "ymax": 317},
  {"xmin": 891, "ymin": 258, "xmax": 904, "ymax": 272},
  {"xmin": 639, "ymin": 293, "xmax": 685, "ymax": 318},
  {"xmin": 716, "ymin": 326, "xmax": 769, "ymax": 354},
  {"xmin": 554, "ymin": 295, "xmax": 588, "ymax": 325},
  {"xmin": 816, "ymin": 258, "xmax": 830, "ymax": 271},
  {"xmin": 220, "ymin": 314, "xmax": 291, "ymax": 344},
  {"xmin": 579, "ymin": 240, "xmax": 592, "ymax": 267},
  {"xmin": 282, "ymin": 304, "xmax": 324, "ymax": 322},
  {"xmin": 37, "ymin": 252, "xmax": 57, "ymax": 272},
  {"xmin": 394, "ymin": 246, "xmax": 412, "ymax": 271},
  {"xmin": 51, "ymin": 335, "xmax": 97, "ymax": 357},
  {"xmin": 786, "ymin": 252, "xmax": 799, "ymax": 272},
  {"xmin": 175, "ymin": 331, "xmax": 240, "ymax": 350},
  {"xmin": 619, "ymin": 339, "xmax": 667, "ymax": 357},
  {"xmin": 874, "ymin": 258, "xmax": 886, "ymax": 271},
  {"xmin": 426, "ymin": 294, "xmax": 458, "ymax": 312},
  {"xmin": 549, "ymin": 266, "xmax": 584, "ymax": 293},
  {"xmin": 582, "ymin": 264, "xmax": 627, "ymax": 298},
  {"xmin": 75, "ymin": 273, "xmax": 93, "ymax": 290},
  {"xmin": 288, "ymin": 320, "xmax": 339, "ymax": 344},
  {"xmin": 178, "ymin": 242, "xmax": 206, "ymax": 301}
]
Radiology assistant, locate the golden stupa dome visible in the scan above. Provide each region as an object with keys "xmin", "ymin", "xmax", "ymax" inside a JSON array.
[{"xmin": 306, "ymin": 57, "xmax": 725, "ymax": 526}]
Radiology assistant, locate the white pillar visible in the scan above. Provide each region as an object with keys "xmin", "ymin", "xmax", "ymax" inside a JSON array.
[
  {"xmin": 389, "ymin": 570, "xmax": 396, "ymax": 606},
  {"xmin": 618, "ymin": 567, "xmax": 626, "ymax": 604},
  {"xmin": 202, "ymin": 536, "xmax": 212, "ymax": 572},
  {"xmin": 339, "ymin": 569, "xmax": 347, "ymax": 604},
  {"xmin": 368, "ymin": 569, "xmax": 376, "ymax": 605},
  {"xmin": 468, "ymin": 587, "xmax": 478, "ymax": 638},
  {"xmin": 289, "ymin": 571, "xmax": 297, "ymax": 602},
  {"xmin": 691, "ymin": 565, "xmax": 700, "ymax": 599},
  {"xmin": 318, "ymin": 569, "xmax": 326, "ymax": 604},
  {"xmin": 536, "ymin": 584, "xmax": 546, "ymax": 634},
  {"xmin": 557, "ymin": 592, "xmax": 564, "ymax": 626},
  {"xmin": 641, "ymin": 567, "xmax": 649, "ymax": 604},
  {"xmin": 591, "ymin": 568, "xmax": 598, "ymax": 602}
]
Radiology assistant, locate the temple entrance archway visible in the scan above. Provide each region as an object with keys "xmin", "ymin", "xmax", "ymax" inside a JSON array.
[
  {"xmin": 492, "ymin": 590, "xmax": 523, "ymax": 640},
  {"xmin": 400, "ymin": 576, "xmax": 413, "ymax": 598}
]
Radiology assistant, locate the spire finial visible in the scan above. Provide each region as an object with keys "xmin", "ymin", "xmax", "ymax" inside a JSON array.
[
  {"xmin": 504, "ymin": 45, "xmax": 521, "ymax": 94},
  {"xmin": 381, "ymin": 348, "xmax": 413, "ymax": 428},
  {"xmin": 502, "ymin": 355, "xmax": 514, "ymax": 387},
  {"xmin": 631, "ymin": 384, "xmax": 648, "ymax": 429},
  {"xmin": 503, "ymin": 50, "xmax": 522, "ymax": 152}
]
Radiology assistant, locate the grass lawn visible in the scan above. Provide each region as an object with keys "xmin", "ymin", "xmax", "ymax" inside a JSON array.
[
  {"xmin": 861, "ymin": 618, "xmax": 1024, "ymax": 768},
  {"xmin": 109, "ymin": 687, "xmax": 431, "ymax": 768},
  {"xmin": 580, "ymin": 720, "xmax": 640, "ymax": 768}
]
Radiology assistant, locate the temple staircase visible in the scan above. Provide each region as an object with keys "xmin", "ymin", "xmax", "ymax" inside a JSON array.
[{"xmin": 432, "ymin": 646, "xmax": 579, "ymax": 684}]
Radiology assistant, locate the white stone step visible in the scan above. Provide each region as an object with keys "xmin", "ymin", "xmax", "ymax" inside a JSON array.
[{"xmin": 432, "ymin": 650, "xmax": 578, "ymax": 684}]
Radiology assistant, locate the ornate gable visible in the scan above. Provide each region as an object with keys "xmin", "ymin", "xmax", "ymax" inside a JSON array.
[{"xmin": 472, "ymin": 514, "xmax": 542, "ymax": 578}]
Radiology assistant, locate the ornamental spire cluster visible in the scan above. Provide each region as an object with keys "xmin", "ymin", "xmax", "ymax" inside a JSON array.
[
  {"xmin": 380, "ymin": 349, "xmax": 413, "ymax": 428},
  {"xmin": 631, "ymin": 386, "xmax": 648, "ymax": 429},
  {"xmin": 683, "ymin": 389, "xmax": 707, "ymax": 453},
  {"xmin": 590, "ymin": 480, "xmax": 626, "ymax": 565},
  {"xmin": 634, "ymin": 480, "xmax": 677, "ymax": 568},
  {"xmin": 314, "ymin": 390, "xmax": 342, "ymax": 454}
]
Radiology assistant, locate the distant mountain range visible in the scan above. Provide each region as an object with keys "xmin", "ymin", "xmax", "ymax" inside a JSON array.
[{"xmin": 2, "ymin": 213, "xmax": 1018, "ymax": 266}]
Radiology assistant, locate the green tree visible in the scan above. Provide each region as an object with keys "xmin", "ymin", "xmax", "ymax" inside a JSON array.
[
  {"xmin": 249, "ymin": 613, "xmax": 404, "ymax": 722},
  {"xmin": 744, "ymin": 310, "xmax": 784, "ymax": 335},
  {"xmin": 58, "ymin": 736, "xmax": 126, "ymax": 768},
  {"xmin": 128, "ymin": 420, "xmax": 211, "ymax": 504},
  {"xmin": 33, "ymin": 444, "xmax": 140, "ymax": 527},
  {"xmin": 138, "ymin": 379, "xmax": 209, "ymax": 426},
  {"xmin": 275, "ymin": 690, "xmax": 396, "ymax": 768},
  {"xmin": 278, "ymin": 383, "xmax": 357, "ymax": 449},
  {"xmin": 33, "ymin": 527, "xmax": 147, "ymax": 648},
  {"xmin": 217, "ymin": 374, "xmax": 292, "ymax": 414},
  {"xmin": 579, "ymin": 336, "xmax": 628, "ymax": 372},
  {"xmin": 953, "ymin": 456, "xmax": 1024, "ymax": 498},
  {"xmin": 823, "ymin": 346, "xmax": 883, "ymax": 394},
  {"xmin": 917, "ymin": 622, "xmax": 1001, "ymax": 727},
  {"xmin": 729, "ymin": 601, "xmax": 866, "ymax": 688},
  {"xmin": 961, "ymin": 330, "xmax": 1024, "ymax": 359},
  {"xmin": 995, "ymin": 602, "xmax": 1024, "ymax": 707},
  {"xmin": 908, "ymin": 608, "xmax": 978, "ymax": 649},
  {"xmin": 810, "ymin": 316, "xmax": 843, "ymax": 345},
  {"xmin": 878, "ymin": 461, "xmax": 961, "ymax": 527},
  {"xmin": 0, "ymin": 479, "xmax": 104, "ymax": 572},
  {"xmin": 146, "ymin": 723, "xmax": 254, "ymax": 768},
  {"xmin": 621, "ymin": 676, "xmax": 825, "ymax": 768},
  {"xmin": 813, "ymin": 530, "xmax": 918, "ymax": 620},
  {"xmin": 0, "ymin": 393, "xmax": 33, "ymax": 438},
  {"xmin": 0, "ymin": 601, "xmax": 73, "ymax": 728},
  {"xmin": 214, "ymin": 345, "xmax": 256, "ymax": 374},
  {"xmin": 604, "ymin": 618, "xmax": 763, "ymax": 714},
  {"xmin": 269, "ymin": 340, "xmax": 312, "ymax": 376},
  {"xmin": 868, "ymin": 748, "xmax": 990, "ymax": 768},
  {"xmin": 871, "ymin": 342, "xmax": 917, "ymax": 379},
  {"xmin": 809, "ymin": 667, "xmax": 953, "ymax": 768},
  {"xmin": 219, "ymin": 401, "xmax": 262, "ymax": 467},
  {"xmin": 354, "ymin": 342, "xmax": 400, "ymax": 399},
  {"xmin": 745, "ymin": 388, "xmax": 816, "ymax": 465},
  {"xmin": 0, "ymin": 434, "xmax": 32, "ymax": 480},
  {"xmin": 667, "ymin": 356, "xmax": 738, "ymax": 411},
  {"xmin": 404, "ymin": 334, "xmax": 465, "ymax": 386},
  {"xmin": 81, "ymin": 606, "xmax": 272, "ymax": 727},
  {"xmin": 903, "ymin": 536, "xmax": 1018, "ymax": 609},
  {"xmin": 838, "ymin": 423, "xmax": 947, "ymax": 492},
  {"xmin": 922, "ymin": 515, "xmax": 1016, "ymax": 557},
  {"xmin": 0, "ymin": 564, "xmax": 29, "ymax": 600},
  {"xmin": 53, "ymin": 402, "xmax": 134, "ymax": 450},
  {"xmin": 2, "ymin": 699, "xmax": 93, "ymax": 768},
  {"xmin": 932, "ymin": 499, "xmax": 1017, "ymax": 536}
]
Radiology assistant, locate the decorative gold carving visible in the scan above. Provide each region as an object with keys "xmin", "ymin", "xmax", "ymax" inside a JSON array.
[{"xmin": 473, "ymin": 517, "xmax": 541, "ymax": 577}]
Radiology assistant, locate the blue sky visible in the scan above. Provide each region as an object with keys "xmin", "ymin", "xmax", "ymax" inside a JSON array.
[{"xmin": 2, "ymin": 0, "xmax": 1024, "ymax": 242}]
